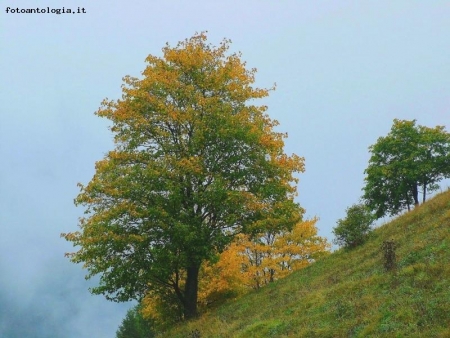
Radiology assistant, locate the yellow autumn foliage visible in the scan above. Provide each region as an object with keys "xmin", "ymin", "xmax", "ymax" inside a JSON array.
[{"xmin": 163, "ymin": 219, "xmax": 329, "ymax": 314}]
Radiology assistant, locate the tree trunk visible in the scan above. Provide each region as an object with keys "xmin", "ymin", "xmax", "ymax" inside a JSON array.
[
  {"xmin": 269, "ymin": 268, "xmax": 275, "ymax": 283},
  {"xmin": 422, "ymin": 181, "xmax": 427, "ymax": 203},
  {"xmin": 184, "ymin": 264, "xmax": 200, "ymax": 320},
  {"xmin": 412, "ymin": 183, "xmax": 419, "ymax": 207},
  {"xmin": 405, "ymin": 192, "xmax": 411, "ymax": 211}
]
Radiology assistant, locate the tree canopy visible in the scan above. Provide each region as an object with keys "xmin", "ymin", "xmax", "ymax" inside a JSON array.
[
  {"xmin": 363, "ymin": 119, "xmax": 450, "ymax": 218},
  {"xmin": 62, "ymin": 32, "xmax": 304, "ymax": 320}
]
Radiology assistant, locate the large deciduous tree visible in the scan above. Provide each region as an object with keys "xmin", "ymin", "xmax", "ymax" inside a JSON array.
[
  {"xmin": 363, "ymin": 119, "xmax": 450, "ymax": 218},
  {"xmin": 62, "ymin": 33, "xmax": 304, "ymax": 320}
]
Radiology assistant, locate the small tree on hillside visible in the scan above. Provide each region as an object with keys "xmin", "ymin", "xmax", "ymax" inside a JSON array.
[
  {"xmin": 363, "ymin": 119, "xmax": 450, "ymax": 218},
  {"xmin": 333, "ymin": 204, "xmax": 375, "ymax": 249}
]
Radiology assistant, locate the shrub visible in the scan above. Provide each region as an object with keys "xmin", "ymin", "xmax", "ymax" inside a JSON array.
[{"xmin": 333, "ymin": 204, "xmax": 375, "ymax": 249}]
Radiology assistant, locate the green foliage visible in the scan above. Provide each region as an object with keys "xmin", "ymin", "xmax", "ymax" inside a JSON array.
[
  {"xmin": 116, "ymin": 305, "xmax": 155, "ymax": 338},
  {"xmin": 363, "ymin": 119, "xmax": 450, "ymax": 218},
  {"xmin": 62, "ymin": 32, "xmax": 304, "ymax": 320},
  {"xmin": 333, "ymin": 204, "xmax": 374, "ymax": 249}
]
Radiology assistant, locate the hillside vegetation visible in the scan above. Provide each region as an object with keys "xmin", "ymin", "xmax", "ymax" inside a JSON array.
[{"xmin": 160, "ymin": 189, "xmax": 450, "ymax": 337}]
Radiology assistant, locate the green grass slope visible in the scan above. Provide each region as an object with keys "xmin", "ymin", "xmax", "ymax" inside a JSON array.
[{"xmin": 161, "ymin": 190, "xmax": 450, "ymax": 337}]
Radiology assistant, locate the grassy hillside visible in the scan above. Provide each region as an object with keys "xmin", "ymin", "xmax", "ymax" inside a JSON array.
[{"xmin": 160, "ymin": 189, "xmax": 450, "ymax": 337}]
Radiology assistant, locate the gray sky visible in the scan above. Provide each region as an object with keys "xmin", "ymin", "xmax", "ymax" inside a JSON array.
[{"xmin": 1, "ymin": 1, "xmax": 449, "ymax": 337}]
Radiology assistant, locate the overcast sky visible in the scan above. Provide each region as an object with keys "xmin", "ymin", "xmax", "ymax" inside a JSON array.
[{"xmin": 1, "ymin": 1, "xmax": 449, "ymax": 337}]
